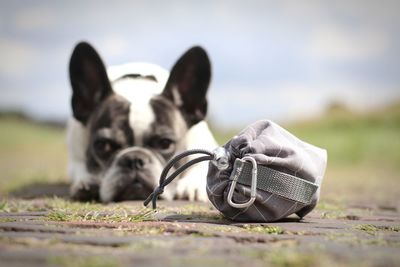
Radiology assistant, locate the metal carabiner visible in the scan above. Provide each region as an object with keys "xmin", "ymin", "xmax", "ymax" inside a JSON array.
[{"xmin": 227, "ymin": 156, "xmax": 258, "ymax": 209}]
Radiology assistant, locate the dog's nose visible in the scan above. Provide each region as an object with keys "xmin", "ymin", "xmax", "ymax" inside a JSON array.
[{"xmin": 118, "ymin": 154, "xmax": 147, "ymax": 171}]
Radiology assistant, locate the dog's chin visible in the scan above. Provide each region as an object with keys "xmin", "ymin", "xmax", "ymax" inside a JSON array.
[{"xmin": 99, "ymin": 171, "xmax": 158, "ymax": 203}]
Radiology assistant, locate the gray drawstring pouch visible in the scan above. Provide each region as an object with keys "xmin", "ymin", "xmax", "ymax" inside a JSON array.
[
  {"xmin": 144, "ymin": 120, "xmax": 327, "ymax": 222},
  {"xmin": 206, "ymin": 120, "xmax": 327, "ymax": 222}
]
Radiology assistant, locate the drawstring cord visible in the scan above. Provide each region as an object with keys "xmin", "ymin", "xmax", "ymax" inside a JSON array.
[
  {"xmin": 143, "ymin": 149, "xmax": 215, "ymax": 209},
  {"xmin": 143, "ymin": 147, "xmax": 260, "ymax": 210},
  {"xmin": 144, "ymin": 147, "xmax": 257, "ymax": 209}
]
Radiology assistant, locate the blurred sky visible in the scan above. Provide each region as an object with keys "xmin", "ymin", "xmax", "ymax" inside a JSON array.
[{"xmin": 0, "ymin": 0, "xmax": 399, "ymax": 127}]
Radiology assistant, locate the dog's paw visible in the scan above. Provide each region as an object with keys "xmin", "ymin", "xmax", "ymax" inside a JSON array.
[
  {"xmin": 175, "ymin": 174, "xmax": 208, "ymax": 202},
  {"xmin": 70, "ymin": 180, "xmax": 99, "ymax": 202}
]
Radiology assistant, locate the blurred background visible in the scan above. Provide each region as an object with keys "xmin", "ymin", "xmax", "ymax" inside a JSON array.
[{"xmin": 0, "ymin": 1, "xmax": 399, "ymax": 205}]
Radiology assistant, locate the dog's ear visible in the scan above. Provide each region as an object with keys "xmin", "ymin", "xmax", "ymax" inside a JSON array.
[
  {"xmin": 69, "ymin": 42, "xmax": 112, "ymax": 125},
  {"xmin": 162, "ymin": 46, "xmax": 211, "ymax": 126}
]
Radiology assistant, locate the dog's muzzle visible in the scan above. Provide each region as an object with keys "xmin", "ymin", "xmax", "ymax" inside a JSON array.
[{"xmin": 115, "ymin": 147, "xmax": 151, "ymax": 172}]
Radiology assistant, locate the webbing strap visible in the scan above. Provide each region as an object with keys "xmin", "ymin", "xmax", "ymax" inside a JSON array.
[{"xmin": 229, "ymin": 159, "xmax": 318, "ymax": 204}]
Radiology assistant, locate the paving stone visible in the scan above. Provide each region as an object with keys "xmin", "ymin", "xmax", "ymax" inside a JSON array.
[{"xmin": 0, "ymin": 200, "xmax": 399, "ymax": 267}]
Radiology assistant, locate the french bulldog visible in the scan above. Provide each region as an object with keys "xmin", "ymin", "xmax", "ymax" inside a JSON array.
[{"xmin": 66, "ymin": 42, "xmax": 217, "ymax": 203}]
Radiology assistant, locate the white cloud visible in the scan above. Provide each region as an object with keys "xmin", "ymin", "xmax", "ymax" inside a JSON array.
[
  {"xmin": 0, "ymin": 38, "xmax": 37, "ymax": 77},
  {"xmin": 209, "ymin": 83, "xmax": 329, "ymax": 127},
  {"xmin": 98, "ymin": 35, "xmax": 130, "ymax": 59},
  {"xmin": 14, "ymin": 6, "xmax": 57, "ymax": 31},
  {"xmin": 209, "ymin": 81, "xmax": 400, "ymax": 127},
  {"xmin": 308, "ymin": 24, "xmax": 389, "ymax": 62}
]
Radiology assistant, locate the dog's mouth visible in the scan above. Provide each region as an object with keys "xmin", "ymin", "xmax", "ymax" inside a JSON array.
[
  {"xmin": 115, "ymin": 177, "xmax": 155, "ymax": 201},
  {"xmin": 101, "ymin": 171, "xmax": 158, "ymax": 202}
]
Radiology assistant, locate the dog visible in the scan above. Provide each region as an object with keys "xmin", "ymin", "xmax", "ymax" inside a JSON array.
[{"xmin": 66, "ymin": 42, "xmax": 217, "ymax": 203}]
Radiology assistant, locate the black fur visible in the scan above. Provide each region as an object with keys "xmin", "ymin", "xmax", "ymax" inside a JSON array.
[
  {"xmin": 69, "ymin": 42, "xmax": 113, "ymax": 125},
  {"xmin": 162, "ymin": 46, "xmax": 211, "ymax": 126},
  {"xmin": 86, "ymin": 95, "xmax": 133, "ymax": 173}
]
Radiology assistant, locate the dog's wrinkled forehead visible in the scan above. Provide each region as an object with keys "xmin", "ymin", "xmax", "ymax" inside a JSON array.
[
  {"xmin": 106, "ymin": 64, "xmax": 169, "ymax": 142},
  {"xmin": 111, "ymin": 76, "xmax": 182, "ymax": 143},
  {"xmin": 89, "ymin": 76, "xmax": 186, "ymax": 146},
  {"xmin": 88, "ymin": 95, "xmax": 133, "ymax": 146},
  {"xmin": 114, "ymin": 78, "xmax": 158, "ymax": 145}
]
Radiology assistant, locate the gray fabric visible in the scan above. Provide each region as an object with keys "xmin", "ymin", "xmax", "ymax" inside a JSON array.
[
  {"xmin": 231, "ymin": 159, "xmax": 319, "ymax": 205},
  {"xmin": 206, "ymin": 120, "xmax": 327, "ymax": 222}
]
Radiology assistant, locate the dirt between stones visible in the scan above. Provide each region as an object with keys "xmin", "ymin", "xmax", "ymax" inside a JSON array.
[{"xmin": 0, "ymin": 199, "xmax": 399, "ymax": 267}]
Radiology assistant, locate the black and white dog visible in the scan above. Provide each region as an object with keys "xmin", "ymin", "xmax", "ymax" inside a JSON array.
[{"xmin": 67, "ymin": 42, "xmax": 217, "ymax": 203}]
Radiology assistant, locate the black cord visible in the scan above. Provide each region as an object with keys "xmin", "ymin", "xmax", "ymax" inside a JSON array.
[
  {"xmin": 143, "ymin": 149, "xmax": 213, "ymax": 209},
  {"xmin": 158, "ymin": 149, "xmax": 214, "ymax": 184}
]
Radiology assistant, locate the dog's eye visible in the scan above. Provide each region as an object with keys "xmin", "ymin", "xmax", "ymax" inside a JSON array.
[
  {"xmin": 94, "ymin": 138, "xmax": 119, "ymax": 156},
  {"xmin": 151, "ymin": 137, "xmax": 174, "ymax": 151},
  {"xmin": 159, "ymin": 138, "xmax": 173, "ymax": 150}
]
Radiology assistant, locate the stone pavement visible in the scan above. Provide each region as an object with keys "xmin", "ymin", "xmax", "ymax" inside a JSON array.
[{"xmin": 0, "ymin": 199, "xmax": 399, "ymax": 267}]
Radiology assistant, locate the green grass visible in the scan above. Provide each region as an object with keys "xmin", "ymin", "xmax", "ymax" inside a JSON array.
[
  {"xmin": 0, "ymin": 116, "xmax": 67, "ymax": 194},
  {"xmin": 286, "ymin": 107, "xmax": 400, "ymax": 169},
  {"xmin": 49, "ymin": 256, "xmax": 121, "ymax": 267},
  {"xmin": 269, "ymin": 251, "xmax": 318, "ymax": 267},
  {"xmin": 242, "ymin": 224, "xmax": 284, "ymax": 234},
  {"xmin": 0, "ymin": 217, "xmax": 16, "ymax": 223},
  {"xmin": 354, "ymin": 224, "xmax": 400, "ymax": 235},
  {"xmin": 46, "ymin": 207, "xmax": 154, "ymax": 223},
  {"xmin": 244, "ymin": 249, "xmax": 343, "ymax": 267},
  {"xmin": 0, "ymin": 102, "xmax": 399, "ymax": 204},
  {"xmin": 0, "ymin": 196, "xmax": 100, "ymax": 213},
  {"xmin": 0, "ymin": 197, "xmax": 155, "ymax": 223}
]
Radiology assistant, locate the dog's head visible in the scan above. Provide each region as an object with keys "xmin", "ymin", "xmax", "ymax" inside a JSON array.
[{"xmin": 69, "ymin": 42, "xmax": 211, "ymax": 202}]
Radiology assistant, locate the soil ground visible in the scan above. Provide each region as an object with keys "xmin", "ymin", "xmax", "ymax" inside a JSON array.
[{"xmin": 1, "ymin": 196, "xmax": 399, "ymax": 267}]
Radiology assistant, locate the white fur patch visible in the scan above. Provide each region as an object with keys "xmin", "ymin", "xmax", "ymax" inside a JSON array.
[
  {"xmin": 127, "ymin": 87, "xmax": 155, "ymax": 146},
  {"xmin": 112, "ymin": 78, "xmax": 156, "ymax": 145},
  {"xmin": 175, "ymin": 121, "xmax": 218, "ymax": 201},
  {"xmin": 66, "ymin": 117, "xmax": 99, "ymax": 197},
  {"xmin": 66, "ymin": 117, "xmax": 90, "ymax": 183},
  {"xmin": 108, "ymin": 63, "xmax": 169, "ymax": 145}
]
